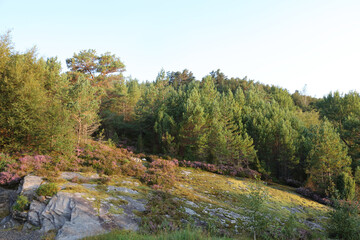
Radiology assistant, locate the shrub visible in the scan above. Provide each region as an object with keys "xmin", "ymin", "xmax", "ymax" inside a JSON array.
[
  {"xmin": 12, "ymin": 195, "xmax": 30, "ymax": 212},
  {"xmin": 36, "ymin": 183, "xmax": 59, "ymax": 197},
  {"xmin": 355, "ymin": 166, "xmax": 360, "ymax": 184},
  {"xmin": 295, "ymin": 187, "xmax": 331, "ymax": 205},
  {"xmin": 0, "ymin": 153, "xmax": 15, "ymax": 172},
  {"xmin": 141, "ymin": 191, "xmax": 186, "ymax": 233},
  {"xmin": 284, "ymin": 178, "xmax": 302, "ymax": 188},
  {"xmin": 178, "ymin": 160, "xmax": 260, "ymax": 179},
  {"xmin": 142, "ymin": 159, "xmax": 177, "ymax": 189},
  {"xmin": 120, "ymin": 160, "xmax": 146, "ymax": 178},
  {"xmin": 238, "ymin": 177, "xmax": 271, "ymax": 239},
  {"xmin": 0, "ymin": 171, "xmax": 21, "ymax": 186},
  {"xmin": 336, "ymin": 172, "xmax": 355, "ymax": 200},
  {"xmin": 277, "ymin": 215, "xmax": 303, "ymax": 240},
  {"xmin": 77, "ymin": 140, "xmax": 128, "ymax": 175},
  {"xmin": 327, "ymin": 200, "xmax": 360, "ymax": 239},
  {"xmin": 6, "ymin": 155, "xmax": 52, "ymax": 177}
]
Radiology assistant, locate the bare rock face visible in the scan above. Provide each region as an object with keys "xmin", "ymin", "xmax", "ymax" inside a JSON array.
[
  {"xmin": 100, "ymin": 194, "xmax": 146, "ymax": 232},
  {"xmin": 60, "ymin": 172, "xmax": 100, "ymax": 181},
  {"xmin": 40, "ymin": 192, "xmax": 106, "ymax": 240},
  {"xmin": 0, "ymin": 187, "xmax": 17, "ymax": 220},
  {"xmin": 1, "ymin": 174, "xmax": 148, "ymax": 240},
  {"xmin": 107, "ymin": 186, "xmax": 139, "ymax": 195},
  {"xmin": 27, "ymin": 200, "xmax": 46, "ymax": 227},
  {"xmin": 40, "ymin": 192, "xmax": 74, "ymax": 232},
  {"xmin": 18, "ymin": 175, "xmax": 43, "ymax": 200}
]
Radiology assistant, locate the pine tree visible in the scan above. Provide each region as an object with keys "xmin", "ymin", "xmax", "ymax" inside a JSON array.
[
  {"xmin": 178, "ymin": 87, "xmax": 208, "ymax": 160},
  {"xmin": 307, "ymin": 120, "xmax": 352, "ymax": 195},
  {"xmin": 0, "ymin": 33, "xmax": 76, "ymax": 153},
  {"xmin": 68, "ymin": 76, "xmax": 100, "ymax": 145}
]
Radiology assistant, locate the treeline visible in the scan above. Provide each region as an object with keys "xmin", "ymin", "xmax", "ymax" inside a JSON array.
[{"xmin": 1, "ymin": 32, "xmax": 360, "ymax": 200}]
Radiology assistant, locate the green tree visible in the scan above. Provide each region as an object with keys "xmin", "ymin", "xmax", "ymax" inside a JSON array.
[
  {"xmin": 167, "ymin": 69, "xmax": 195, "ymax": 89},
  {"xmin": 243, "ymin": 86, "xmax": 300, "ymax": 179},
  {"xmin": 68, "ymin": 76, "xmax": 100, "ymax": 145},
  {"xmin": 336, "ymin": 172, "xmax": 355, "ymax": 200},
  {"xmin": 178, "ymin": 87, "xmax": 208, "ymax": 160},
  {"xmin": 239, "ymin": 177, "xmax": 271, "ymax": 240},
  {"xmin": 316, "ymin": 91, "xmax": 360, "ymax": 165},
  {"xmin": 327, "ymin": 200, "xmax": 360, "ymax": 240},
  {"xmin": 307, "ymin": 120, "xmax": 351, "ymax": 195},
  {"xmin": 0, "ymin": 33, "xmax": 75, "ymax": 153},
  {"xmin": 66, "ymin": 49, "xmax": 125, "ymax": 87}
]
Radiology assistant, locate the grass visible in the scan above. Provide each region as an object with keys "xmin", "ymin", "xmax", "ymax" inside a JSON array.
[
  {"xmin": 171, "ymin": 167, "xmax": 330, "ymax": 235},
  {"xmin": 29, "ymin": 147, "xmax": 330, "ymax": 239},
  {"xmin": 108, "ymin": 205, "xmax": 124, "ymax": 215},
  {"xmin": 36, "ymin": 164, "xmax": 329, "ymax": 239},
  {"xmin": 82, "ymin": 228, "xmax": 242, "ymax": 240}
]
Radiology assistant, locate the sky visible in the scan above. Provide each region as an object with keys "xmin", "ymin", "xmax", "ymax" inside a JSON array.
[{"xmin": 0, "ymin": 0, "xmax": 359, "ymax": 97}]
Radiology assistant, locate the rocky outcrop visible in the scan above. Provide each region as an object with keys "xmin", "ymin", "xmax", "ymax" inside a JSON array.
[
  {"xmin": 41, "ymin": 192, "xmax": 106, "ymax": 240},
  {"xmin": 101, "ymin": 194, "xmax": 146, "ymax": 231},
  {"xmin": 60, "ymin": 172, "xmax": 100, "ymax": 181},
  {"xmin": 0, "ymin": 187, "xmax": 17, "ymax": 219},
  {"xmin": 0, "ymin": 173, "xmax": 148, "ymax": 240},
  {"xmin": 27, "ymin": 200, "xmax": 46, "ymax": 227},
  {"xmin": 18, "ymin": 175, "xmax": 43, "ymax": 200}
]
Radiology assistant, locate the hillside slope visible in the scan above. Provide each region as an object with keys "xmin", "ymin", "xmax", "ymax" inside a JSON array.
[
  {"xmin": 1, "ymin": 169, "xmax": 329, "ymax": 240},
  {"xmin": 0, "ymin": 142, "xmax": 330, "ymax": 239}
]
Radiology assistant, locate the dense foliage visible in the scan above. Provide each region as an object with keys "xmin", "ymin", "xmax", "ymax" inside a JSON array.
[
  {"xmin": 1, "ymin": 32, "xmax": 360, "ymax": 202},
  {"xmin": 327, "ymin": 200, "xmax": 360, "ymax": 239}
]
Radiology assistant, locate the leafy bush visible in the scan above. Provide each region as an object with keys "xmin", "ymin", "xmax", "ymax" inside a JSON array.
[
  {"xmin": 36, "ymin": 183, "xmax": 59, "ymax": 197},
  {"xmin": 336, "ymin": 172, "xmax": 355, "ymax": 200},
  {"xmin": 327, "ymin": 200, "xmax": 360, "ymax": 239},
  {"xmin": 12, "ymin": 195, "xmax": 30, "ymax": 212}
]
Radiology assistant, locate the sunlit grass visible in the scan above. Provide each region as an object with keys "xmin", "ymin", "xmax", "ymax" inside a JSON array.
[
  {"xmin": 83, "ymin": 228, "xmax": 246, "ymax": 240},
  {"xmin": 172, "ymin": 167, "xmax": 330, "ymax": 232}
]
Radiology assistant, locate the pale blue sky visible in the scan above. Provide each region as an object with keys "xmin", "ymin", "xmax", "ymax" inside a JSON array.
[{"xmin": 1, "ymin": 0, "xmax": 359, "ymax": 97}]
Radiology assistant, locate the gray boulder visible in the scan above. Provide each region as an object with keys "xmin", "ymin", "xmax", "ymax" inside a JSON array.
[
  {"xmin": 40, "ymin": 192, "xmax": 106, "ymax": 240},
  {"xmin": 18, "ymin": 175, "xmax": 43, "ymax": 200}
]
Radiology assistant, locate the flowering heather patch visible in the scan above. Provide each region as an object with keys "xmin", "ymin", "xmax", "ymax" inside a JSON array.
[
  {"xmin": 296, "ymin": 187, "xmax": 331, "ymax": 206},
  {"xmin": 142, "ymin": 159, "xmax": 178, "ymax": 189},
  {"xmin": 0, "ymin": 153, "xmax": 15, "ymax": 172},
  {"xmin": 77, "ymin": 141, "xmax": 129, "ymax": 175},
  {"xmin": 0, "ymin": 171, "xmax": 21, "ymax": 186},
  {"xmin": 120, "ymin": 160, "xmax": 146, "ymax": 178},
  {"xmin": 177, "ymin": 159, "xmax": 260, "ymax": 179},
  {"xmin": 0, "ymin": 155, "xmax": 56, "ymax": 186},
  {"xmin": 7, "ymin": 155, "xmax": 52, "ymax": 176}
]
